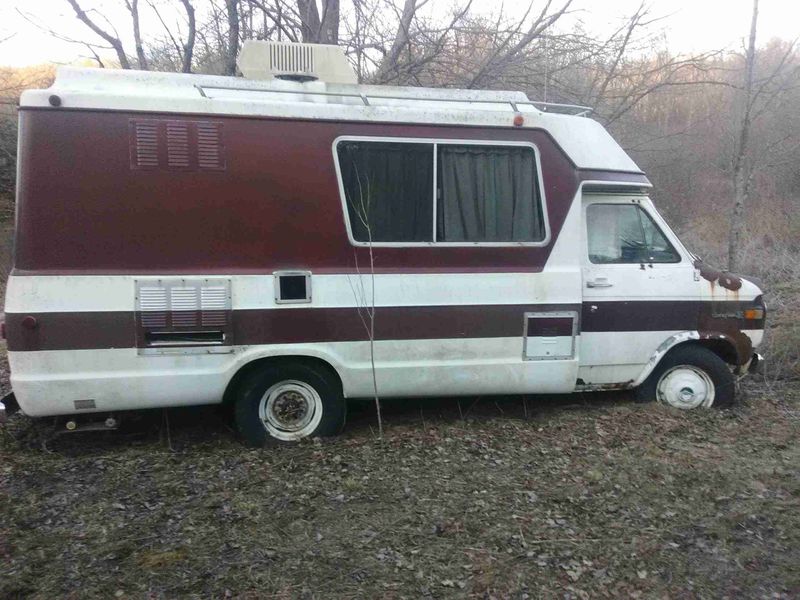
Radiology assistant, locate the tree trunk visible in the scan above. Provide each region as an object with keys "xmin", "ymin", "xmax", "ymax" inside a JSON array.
[
  {"xmin": 297, "ymin": 0, "xmax": 321, "ymax": 42},
  {"xmin": 319, "ymin": 0, "xmax": 340, "ymax": 45},
  {"xmin": 728, "ymin": 0, "xmax": 758, "ymax": 272},
  {"xmin": 375, "ymin": 0, "xmax": 417, "ymax": 82},
  {"xmin": 181, "ymin": 0, "xmax": 196, "ymax": 73},
  {"xmin": 224, "ymin": 0, "xmax": 240, "ymax": 76}
]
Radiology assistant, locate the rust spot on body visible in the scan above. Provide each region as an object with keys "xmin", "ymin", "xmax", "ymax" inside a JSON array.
[{"xmin": 693, "ymin": 260, "xmax": 742, "ymax": 291}]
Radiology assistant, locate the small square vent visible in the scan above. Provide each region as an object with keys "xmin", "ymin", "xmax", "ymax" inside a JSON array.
[{"xmin": 274, "ymin": 271, "xmax": 311, "ymax": 304}]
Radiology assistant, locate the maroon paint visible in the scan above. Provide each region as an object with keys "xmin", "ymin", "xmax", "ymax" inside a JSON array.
[
  {"xmin": 526, "ymin": 316, "xmax": 574, "ymax": 336},
  {"xmin": 15, "ymin": 108, "xmax": 646, "ymax": 275},
  {"xmin": 5, "ymin": 300, "xmax": 759, "ymax": 354}
]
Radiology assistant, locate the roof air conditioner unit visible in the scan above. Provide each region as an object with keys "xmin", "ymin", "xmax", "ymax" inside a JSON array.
[{"xmin": 237, "ymin": 41, "xmax": 358, "ymax": 84}]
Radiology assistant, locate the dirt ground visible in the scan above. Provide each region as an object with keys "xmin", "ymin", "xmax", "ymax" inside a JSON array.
[{"xmin": 1, "ymin": 355, "xmax": 798, "ymax": 599}]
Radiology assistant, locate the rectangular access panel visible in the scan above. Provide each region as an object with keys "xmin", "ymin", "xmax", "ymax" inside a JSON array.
[{"xmin": 523, "ymin": 311, "xmax": 579, "ymax": 361}]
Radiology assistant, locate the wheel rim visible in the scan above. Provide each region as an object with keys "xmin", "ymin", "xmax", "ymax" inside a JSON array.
[
  {"xmin": 258, "ymin": 380, "xmax": 323, "ymax": 441},
  {"xmin": 656, "ymin": 365, "xmax": 715, "ymax": 409}
]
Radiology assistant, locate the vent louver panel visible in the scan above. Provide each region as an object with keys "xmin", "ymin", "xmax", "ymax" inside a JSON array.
[
  {"xmin": 269, "ymin": 43, "xmax": 314, "ymax": 74},
  {"xmin": 130, "ymin": 119, "xmax": 225, "ymax": 171},
  {"xmin": 166, "ymin": 122, "xmax": 191, "ymax": 168},
  {"xmin": 136, "ymin": 279, "xmax": 232, "ymax": 348},
  {"xmin": 170, "ymin": 286, "xmax": 200, "ymax": 327},
  {"xmin": 201, "ymin": 286, "xmax": 229, "ymax": 326},
  {"xmin": 196, "ymin": 122, "xmax": 225, "ymax": 170},
  {"xmin": 132, "ymin": 121, "xmax": 159, "ymax": 169},
  {"xmin": 138, "ymin": 286, "xmax": 168, "ymax": 327}
]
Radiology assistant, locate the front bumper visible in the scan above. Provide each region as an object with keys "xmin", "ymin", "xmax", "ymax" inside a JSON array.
[
  {"xmin": 748, "ymin": 353, "xmax": 764, "ymax": 375},
  {"xmin": 736, "ymin": 353, "xmax": 764, "ymax": 376},
  {"xmin": 0, "ymin": 392, "xmax": 18, "ymax": 424}
]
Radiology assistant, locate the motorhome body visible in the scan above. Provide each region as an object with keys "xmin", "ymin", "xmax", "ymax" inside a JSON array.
[{"xmin": 3, "ymin": 46, "xmax": 765, "ymax": 443}]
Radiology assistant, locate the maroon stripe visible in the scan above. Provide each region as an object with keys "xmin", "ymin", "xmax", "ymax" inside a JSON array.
[
  {"xmin": 233, "ymin": 303, "xmax": 578, "ymax": 346},
  {"xmin": 581, "ymin": 300, "xmax": 763, "ymax": 332},
  {"xmin": 527, "ymin": 316, "xmax": 574, "ymax": 336},
  {"xmin": 6, "ymin": 304, "xmax": 578, "ymax": 351},
  {"xmin": 5, "ymin": 312, "xmax": 136, "ymax": 351},
  {"xmin": 4, "ymin": 300, "xmax": 758, "ymax": 352}
]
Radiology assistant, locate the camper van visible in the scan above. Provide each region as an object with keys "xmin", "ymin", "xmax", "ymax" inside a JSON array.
[{"xmin": 2, "ymin": 42, "xmax": 764, "ymax": 445}]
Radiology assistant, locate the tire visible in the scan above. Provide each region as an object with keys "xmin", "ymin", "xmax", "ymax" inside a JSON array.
[
  {"xmin": 634, "ymin": 345, "xmax": 735, "ymax": 409},
  {"xmin": 234, "ymin": 362, "xmax": 347, "ymax": 447}
]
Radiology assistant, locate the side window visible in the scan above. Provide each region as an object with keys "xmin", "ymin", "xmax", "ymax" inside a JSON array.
[
  {"xmin": 336, "ymin": 139, "xmax": 546, "ymax": 244},
  {"xmin": 437, "ymin": 145, "xmax": 545, "ymax": 242},
  {"xmin": 587, "ymin": 204, "xmax": 680, "ymax": 264},
  {"xmin": 337, "ymin": 141, "xmax": 433, "ymax": 242}
]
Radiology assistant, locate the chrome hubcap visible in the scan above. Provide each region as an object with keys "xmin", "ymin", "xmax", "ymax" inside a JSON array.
[
  {"xmin": 656, "ymin": 365, "xmax": 715, "ymax": 409},
  {"xmin": 259, "ymin": 380, "xmax": 322, "ymax": 440}
]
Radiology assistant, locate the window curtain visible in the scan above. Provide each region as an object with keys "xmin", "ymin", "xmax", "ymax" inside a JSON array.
[
  {"xmin": 437, "ymin": 145, "xmax": 544, "ymax": 242},
  {"xmin": 337, "ymin": 142, "xmax": 433, "ymax": 242}
]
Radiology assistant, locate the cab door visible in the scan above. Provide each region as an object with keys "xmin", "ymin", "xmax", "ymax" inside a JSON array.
[{"xmin": 579, "ymin": 195, "xmax": 699, "ymax": 385}]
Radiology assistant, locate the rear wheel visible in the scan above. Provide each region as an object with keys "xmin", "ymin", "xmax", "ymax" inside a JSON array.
[
  {"xmin": 635, "ymin": 345, "xmax": 735, "ymax": 409},
  {"xmin": 234, "ymin": 362, "xmax": 346, "ymax": 446}
]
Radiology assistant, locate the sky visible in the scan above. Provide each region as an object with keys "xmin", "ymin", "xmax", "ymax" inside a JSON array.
[{"xmin": 0, "ymin": 0, "xmax": 797, "ymax": 68}]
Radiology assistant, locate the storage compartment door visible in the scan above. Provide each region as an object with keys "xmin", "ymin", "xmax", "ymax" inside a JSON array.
[{"xmin": 523, "ymin": 311, "xmax": 578, "ymax": 361}]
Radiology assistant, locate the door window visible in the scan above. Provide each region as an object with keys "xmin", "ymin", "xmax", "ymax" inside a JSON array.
[{"xmin": 587, "ymin": 204, "xmax": 680, "ymax": 264}]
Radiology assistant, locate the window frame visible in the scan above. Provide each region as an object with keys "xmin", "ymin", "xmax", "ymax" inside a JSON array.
[
  {"xmin": 332, "ymin": 136, "xmax": 551, "ymax": 248},
  {"xmin": 584, "ymin": 200, "xmax": 683, "ymax": 265}
]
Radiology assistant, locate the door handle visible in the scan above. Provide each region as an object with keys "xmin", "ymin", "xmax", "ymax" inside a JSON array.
[{"xmin": 586, "ymin": 278, "xmax": 613, "ymax": 288}]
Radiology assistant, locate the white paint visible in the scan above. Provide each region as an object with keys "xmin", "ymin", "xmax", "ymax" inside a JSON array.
[
  {"xmin": 9, "ymin": 336, "xmax": 580, "ymax": 417},
  {"xmin": 4, "ymin": 271, "xmax": 580, "ymax": 313},
  {"xmin": 20, "ymin": 67, "xmax": 642, "ymax": 173},
  {"xmin": 579, "ymin": 330, "xmax": 685, "ymax": 386}
]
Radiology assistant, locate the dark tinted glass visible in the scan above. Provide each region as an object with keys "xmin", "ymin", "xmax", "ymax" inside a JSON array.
[{"xmin": 337, "ymin": 141, "xmax": 434, "ymax": 242}]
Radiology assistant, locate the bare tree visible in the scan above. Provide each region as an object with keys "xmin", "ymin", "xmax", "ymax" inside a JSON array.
[
  {"xmin": 65, "ymin": 0, "xmax": 132, "ymax": 68},
  {"xmin": 344, "ymin": 166, "xmax": 383, "ymax": 438},
  {"xmin": 125, "ymin": 0, "xmax": 148, "ymax": 69},
  {"xmin": 224, "ymin": 0, "xmax": 241, "ymax": 75},
  {"xmin": 728, "ymin": 0, "xmax": 759, "ymax": 271},
  {"xmin": 296, "ymin": 0, "xmax": 339, "ymax": 43}
]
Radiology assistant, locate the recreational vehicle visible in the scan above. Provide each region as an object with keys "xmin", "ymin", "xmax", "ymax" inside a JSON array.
[{"xmin": 2, "ymin": 42, "xmax": 765, "ymax": 445}]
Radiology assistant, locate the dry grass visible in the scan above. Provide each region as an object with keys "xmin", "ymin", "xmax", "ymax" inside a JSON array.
[
  {"xmin": 679, "ymin": 225, "xmax": 800, "ymax": 381},
  {"xmin": 2, "ymin": 381, "xmax": 799, "ymax": 599}
]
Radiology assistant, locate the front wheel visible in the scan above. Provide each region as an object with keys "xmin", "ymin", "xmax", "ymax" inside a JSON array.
[
  {"xmin": 635, "ymin": 345, "xmax": 735, "ymax": 409},
  {"xmin": 234, "ymin": 362, "xmax": 347, "ymax": 446}
]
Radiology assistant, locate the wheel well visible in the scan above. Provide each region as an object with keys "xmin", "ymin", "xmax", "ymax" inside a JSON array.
[
  {"xmin": 222, "ymin": 355, "xmax": 344, "ymax": 407},
  {"xmin": 667, "ymin": 339, "xmax": 738, "ymax": 366},
  {"xmin": 694, "ymin": 339, "xmax": 739, "ymax": 365}
]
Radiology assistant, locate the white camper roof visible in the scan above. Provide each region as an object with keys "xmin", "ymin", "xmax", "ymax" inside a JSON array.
[{"xmin": 21, "ymin": 67, "xmax": 643, "ymax": 173}]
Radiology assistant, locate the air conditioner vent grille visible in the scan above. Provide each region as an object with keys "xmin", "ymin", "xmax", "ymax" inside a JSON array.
[
  {"xmin": 135, "ymin": 279, "xmax": 232, "ymax": 348},
  {"xmin": 270, "ymin": 43, "xmax": 314, "ymax": 75}
]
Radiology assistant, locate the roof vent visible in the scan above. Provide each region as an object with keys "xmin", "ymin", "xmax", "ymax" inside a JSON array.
[{"xmin": 237, "ymin": 41, "xmax": 357, "ymax": 84}]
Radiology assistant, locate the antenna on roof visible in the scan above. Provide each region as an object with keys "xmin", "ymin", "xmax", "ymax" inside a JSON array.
[{"xmin": 237, "ymin": 41, "xmax": 358, "ymax": 84}]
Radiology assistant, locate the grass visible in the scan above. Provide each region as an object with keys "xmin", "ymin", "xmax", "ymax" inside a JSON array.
[
  {"xmin": 0, "ymin": 202, "xmax": 798, "ymax": 598},
  {"xmin": 2, "ymin": 380, "xmax": 799, "ymax": 599}
]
